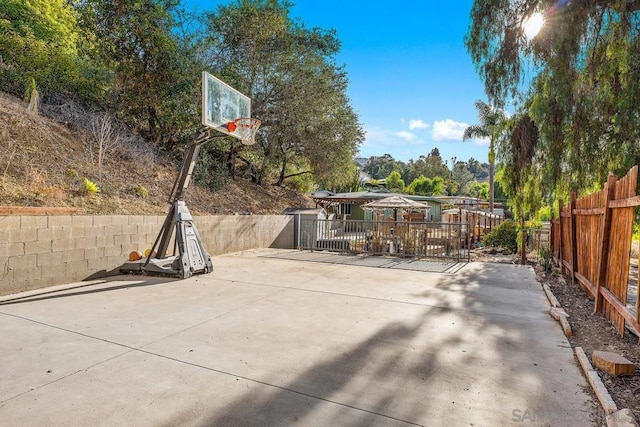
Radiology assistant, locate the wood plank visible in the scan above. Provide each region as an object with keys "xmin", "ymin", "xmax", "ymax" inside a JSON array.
[
  {"xmin": 575, "ymin": 272, "xmax": 597, "ymax": 298},
  {"xmin": 599, "ymin": 286, "xmax": 640, "ymax": 336},
  {"xmin": 0, "ymin": 206, "xmax": 83, "ymax": 216},
  {"xmin": 586, "ymin": 370, "xmax": 618, "ymax": 414},
  {"xmin": 572, "ymin": 208, "xmax": 605, "ymax": 216},
  {"xmin": 574, "ymin": 346, "xmax": 618, "ymax": 415},
  {"xmin": 557, "ymin": 199, "xmax": 564, "ymax": 262},
  {"xmin": 594, "ymin": 174, "xmax": 617, "ymax": 314},
  {"xmin": 608, "ymin": 194, "xmax": 640, "ymax": 208},
  {"xmin": 570, "ymin": 192, "xmax": 578, "ymax": 284}
]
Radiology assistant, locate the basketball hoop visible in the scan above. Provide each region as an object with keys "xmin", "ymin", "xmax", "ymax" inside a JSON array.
[{"xmin": 228, "ymin": 117, "xmax": 261, "ymax": 145}]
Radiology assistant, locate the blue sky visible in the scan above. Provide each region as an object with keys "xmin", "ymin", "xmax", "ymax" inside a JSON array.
[{"xmin": 185, "ymin": 0, "xmax": 489, "ymax": 165}]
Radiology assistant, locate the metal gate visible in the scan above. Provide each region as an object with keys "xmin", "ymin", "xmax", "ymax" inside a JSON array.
[{"xmin": 296, "ymin": 219, "xmax": 470, "ymax": 262}]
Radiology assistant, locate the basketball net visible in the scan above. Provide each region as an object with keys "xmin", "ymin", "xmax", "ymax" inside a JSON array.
[{"xmin": 228, "ymin": 117, "xmax": 261, "ymax": 145}]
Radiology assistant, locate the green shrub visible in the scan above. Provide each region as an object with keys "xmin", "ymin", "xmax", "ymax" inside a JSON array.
[
  {"xmin": 287, "ymin": 172, "xmax": 314, "ymax": 193},
  {"xmin": 538, "ymin": 246, "xmax": 553, "ymax": 272},
  {"xmin": 129, "ymin": 184, "xmax": 148, "ymax": 198},
  {"xmin": 81, "ymin": 177, "xmax": 99, "ymax": 195},
  {"xmin": 482, "ymin": 220, "xmax": 518, "ymax": 253}
]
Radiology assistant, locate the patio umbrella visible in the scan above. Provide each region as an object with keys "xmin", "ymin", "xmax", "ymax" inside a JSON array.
[{"xmin": 361, "ymin": 195, "xmax": 429, "ymax": 220}]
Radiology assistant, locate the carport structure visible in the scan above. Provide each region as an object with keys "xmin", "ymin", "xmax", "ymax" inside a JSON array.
[{"xmin": 0, "ymin": 249, "xmax": 598, "ymax": 426}]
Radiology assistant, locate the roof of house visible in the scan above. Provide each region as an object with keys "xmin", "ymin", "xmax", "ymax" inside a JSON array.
[
  {"xmin": 442, "ymin": 208, "xmax": 502, "ymax": 218},
  {"xmin": 311, "ymin": 190, "xmax": 446, "ymax": 205},
  {"xmin": 434, "ymin": 195, "xmax": 504, "ymax": 208}
]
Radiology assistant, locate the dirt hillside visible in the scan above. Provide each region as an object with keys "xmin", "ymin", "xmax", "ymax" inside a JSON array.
[{"xmin": 0, "ymin": 91, "xmax": 314, "ymax": 215}]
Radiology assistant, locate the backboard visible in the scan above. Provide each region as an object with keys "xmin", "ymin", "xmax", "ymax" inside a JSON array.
[{"xmin": 201, "ymin": 71, "xmax": 251, "ymax": 138}]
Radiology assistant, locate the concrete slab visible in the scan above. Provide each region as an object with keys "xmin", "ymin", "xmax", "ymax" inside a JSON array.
[{"xmin": 0, "ymin": 249, "xmax": 598, "ymax": 426}]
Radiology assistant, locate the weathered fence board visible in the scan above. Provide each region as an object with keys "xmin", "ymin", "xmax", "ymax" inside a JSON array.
[
  {"xmin": 602, "ymin": 167, "xmax": 637, "ymax": 333},
  {"xmin": 552, "ymin": 166, "xmax": 639, "ymax": 337}
]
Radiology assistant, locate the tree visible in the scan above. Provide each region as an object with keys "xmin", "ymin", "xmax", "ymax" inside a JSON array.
[
  {"xmin": 463, "ymin": 100, "xmax": 507, "ymax": 212},
  {"xmin": 423, "ymin": 148, "xmax": 449, "ymax": 178},
  {"xmin": 204, "ymin": 0, "xmax": 363, "ymax": 186},
  {"xmin": 75, "ymin": 0, "xmax": 201, "ymax": 144},
  {"xmin": 451, "ymin": 161, "xmax": 475, "ymax": 196},
  {"xmin": 0, "ymin": 0, "xmax": 85, "ymax": 98},
  {"xmin": 364, "ymin": 154, "xmax": 400, "ymax": 180},
  {"xmin": 407, "ymin": 175, "xmax": 444, "ymax": 196},
  {"xmin": 407, "ymin": 175, "xmax": 430, "ymax": 195},
  {"xmin": 466, "ymin": 157, "xmax": 489, "ymax": 180},
  {"xmin": 385, "ymin": 171, "xmax": 405, "ymax": 192},
  {"xmin": 470, "ymin": 181, "xmax": 489, "ymax": 201},
  {"xmin": 466, "ymin": 0, "xmax": 640, "ymax": 198}
]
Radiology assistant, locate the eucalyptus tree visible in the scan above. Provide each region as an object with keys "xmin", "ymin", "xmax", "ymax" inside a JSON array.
[
  {"xmin": 424, "ymin": 148, "xmax": 450, "ymax": 179},
  {"xmin": 204, "ymin": 0, "xmax": 363, "ymax": 186},
  {"xmin": 463, "ymin": 100, "xmax": 507, "ymax": 212},
  {"xmin": 364, "ymin": 154, "xmax": 401, "ymax": 180},
  {"xmin": 465, "ymin": 0, "xmax": 640, "ymax": 194},
  {"xmin": 451, "ymin": 160, "xmax": 475, "ymax": 196}
]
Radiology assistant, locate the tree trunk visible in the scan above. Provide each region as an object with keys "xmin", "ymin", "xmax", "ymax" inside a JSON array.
[
  {"xmin": 489, "ymin": 160, "xmax": 494, "ymax": 213},
  {"xmin": 277, "ymin": 158, "xmax": 287, "ymax": 187},
  {"xmin": 227, "ymin": 141, "xmax": 237, "ymax": 180}
]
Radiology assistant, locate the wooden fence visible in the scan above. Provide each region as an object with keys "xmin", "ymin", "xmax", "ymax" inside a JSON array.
[{"xmin": 551, "ymin": 166, "xmax": 639, "ymax": 336}]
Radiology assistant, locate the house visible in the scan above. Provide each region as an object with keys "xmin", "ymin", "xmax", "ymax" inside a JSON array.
[
  {"xmin": 434, "ymin": 196, "xmax": 505, "ymax": 217},
  {"xmin": 311, "ymin": 190, "xmax": 445, "ymax": 222}
]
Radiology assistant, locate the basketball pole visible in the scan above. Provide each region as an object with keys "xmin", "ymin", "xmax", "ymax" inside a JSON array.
[
  {"xmin": 121, "ymin": 72, "xmax": 259, "ymax": 279},
  {"xmin": 142, "ymin": 127, "xmax": 227, "ymax": 278}
]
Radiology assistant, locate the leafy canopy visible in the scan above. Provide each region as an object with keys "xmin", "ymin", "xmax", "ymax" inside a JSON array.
[{"xmin": 466, "ymin": 0, "xmax": 640, "ymax": 198}]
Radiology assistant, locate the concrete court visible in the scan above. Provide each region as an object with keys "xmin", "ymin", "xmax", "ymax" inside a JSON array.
[{"xmin": 0, "ymin": 248, "xmax": 597, "ymax": 426}]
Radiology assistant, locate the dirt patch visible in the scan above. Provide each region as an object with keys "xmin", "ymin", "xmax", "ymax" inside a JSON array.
[
  {"xmin": 0, "ymin": 91, "xmax": 314, "ymax": 215},
  {"xmin": 469, "ymin": 246, "xmax": 523, "ymax": 264}
]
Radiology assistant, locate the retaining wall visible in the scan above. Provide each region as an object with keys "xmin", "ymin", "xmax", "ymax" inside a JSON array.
[{"xmin": 0, "ymin": 214, "xmax": 294, "ymax": 296}]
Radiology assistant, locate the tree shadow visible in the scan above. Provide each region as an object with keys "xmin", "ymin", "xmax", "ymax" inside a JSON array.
[
  {"xmin": 0, "ymin": 275, "xmax": 175, "ymax": 306},
  {"xmin": 193, "ymin": 261, "xmax": 597, "ymax": 426},
  {"xmin": 199, "ymin": 308, "xmax": 456, "ymax": 426}
]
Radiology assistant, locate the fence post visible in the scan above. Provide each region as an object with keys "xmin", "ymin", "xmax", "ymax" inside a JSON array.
[
  {"xmin": 594, "ymin": 173, "xmax": 617, "ymax": 314},
  {"xmin": 521, "ymin": 216, "xmax": 527, "ymax": 265},
  {"xmin": 569, "ymin": 192, "xmax": 578, "ymax": 284},
  {"xmin": 549, "ymin": 217, "xmax": 556, "ymax": 254},
  {"xmin": 557, "ymin": 199, "xmax": 563, "ymax": 267}
]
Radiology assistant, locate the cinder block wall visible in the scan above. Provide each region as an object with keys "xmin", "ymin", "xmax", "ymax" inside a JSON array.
[{"xmin": 0, "ymin": 215, "xmax": 294, "ymax": 296}]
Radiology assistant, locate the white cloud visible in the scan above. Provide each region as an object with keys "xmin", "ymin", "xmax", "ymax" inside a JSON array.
[
  {"xmin": 432, "ymin": 119, "xmax": 469, "ymax": 142},
  {"xmin": 472, "ymin": 136, "xmax": 490, "ymax": 147},
  {"xmin": 360, "ymin": 127, "xmax": 427, "ymax": 156},
  {"xmin": 396, "ymin": 131, "xmax": 418, "ymax": 142},
  {"xmin": 409, "ymin": 119, "xmax": 430, "ymax": 130}
]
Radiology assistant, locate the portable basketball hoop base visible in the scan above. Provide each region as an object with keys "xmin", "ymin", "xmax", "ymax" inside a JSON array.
[
  {"xmin": 120, "ymin": 129, "xmax": 217, "ymax": 279},
  {"xmin": 120, "ymin": 72, "xmax": 260, "ymax": 279}
]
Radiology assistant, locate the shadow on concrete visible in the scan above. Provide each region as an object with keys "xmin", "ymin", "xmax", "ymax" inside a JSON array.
[
  {"xmin": 0, "ymin": 276, "xmax": 175, "ymax": 306},
  {"xmin": 191, "ymin": 261, "xmax": 593, "ymax": 425},
  {"xmin": 200, "ymin": 308, "xmax": 461, "ymax": 426}
]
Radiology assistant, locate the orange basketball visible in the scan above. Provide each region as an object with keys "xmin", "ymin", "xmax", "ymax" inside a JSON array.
[
  {"xmin": 129, "ymin": 251, "xmax": 143, "ymax": 261},
  {"xmin": 227, "ymin": 122, "xmax": 237, "ymax": 132}
]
